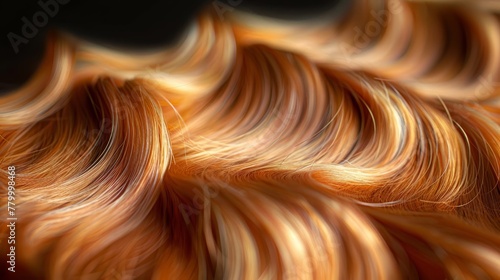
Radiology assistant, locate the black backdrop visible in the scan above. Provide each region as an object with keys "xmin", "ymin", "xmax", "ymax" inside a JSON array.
[{"xmin": 0, "ymin": 0, "xmax": 346, "ymax": 93}]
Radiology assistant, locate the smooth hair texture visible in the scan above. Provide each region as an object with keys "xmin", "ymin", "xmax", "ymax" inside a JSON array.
[{"xmin": 1, "ymin": 0, "xmax": 500, "ymax": 279}]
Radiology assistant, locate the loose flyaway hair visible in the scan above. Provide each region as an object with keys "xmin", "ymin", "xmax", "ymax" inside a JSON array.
[{"xmin": 1, "ymin": 0, "xmax": 500, "ymax": 279}]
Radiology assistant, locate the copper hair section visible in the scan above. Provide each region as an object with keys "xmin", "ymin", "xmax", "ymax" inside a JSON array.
[{"xmin": 1, "ymin": 0, "xmax": 499, "ymax": 279}]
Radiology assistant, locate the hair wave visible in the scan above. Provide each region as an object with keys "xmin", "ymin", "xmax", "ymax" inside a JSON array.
[{"xmin": 1, "ymin": 0, "xmax": 500, "ymax": 279}]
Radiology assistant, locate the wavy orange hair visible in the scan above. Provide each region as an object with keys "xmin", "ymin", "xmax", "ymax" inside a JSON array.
[{"xmin": 1, "ymin": 0, "xmax": 500, "ymax": 279}]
